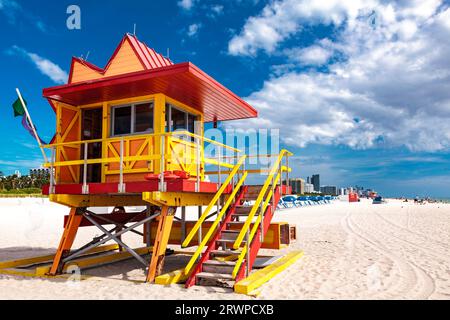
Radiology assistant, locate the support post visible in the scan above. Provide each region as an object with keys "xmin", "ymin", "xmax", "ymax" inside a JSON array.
[
  {"xmin": 159, "ymin": 135, "xmax": 165, "ymax": 192},
  {"xmin": 217, "ymin": 147, "xmax": 222, "ymax": 221},
  {"xmin": 272, "ymin": 161, "xmax": 276, "ymax": 214},
  {"xmin": 181, "ymin": 207, "xmax": 186, "ymax": 243},
  {"xmin": 246, "ymin": 228, "xmax": 250, "ymax": 277},
  {"xmin": 279, "ymin": 161, "xmax": 283, "ymax": 198},
  {"xmin": 147, "ymin": 206, "xmax": 175, "ymax": 282},
  {"xmin": 260, "ymin": 201, "xmax": 264, "ymax": 243},
  {"xmin": 50, "ymin": 146, "xmax": 56, "ymax": 194},
  {"xmin": 195, "ymin": 135, "xmax": 200, "ymax": 192},
  {"xmin": 82, "ymin": 142, "xmax": 88, "ymax": 194},
  {"xmin": 48, "ymin": 208, "xmax": 82, "ymax": 275},
  {"xmin": 197, "ymin": 206, "xmax": 202, "ymax": 249},
  {"xmin": 145, "ymin": 205, "xmax": 152, "ymax": 247},
  {"xmin": 286, "ymin": 155, "xmax": 290, "ymax": 193},
  {"xmin": 118, "ymin": 137, "xmax": 125, "ymax": 193}
]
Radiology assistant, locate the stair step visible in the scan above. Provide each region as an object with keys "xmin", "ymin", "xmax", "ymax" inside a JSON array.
[
  {"xmin": 196, "ymin": 272, "xmax": 235, "ymax": 288},
  {"xmin": 217, "ymin": 238, "xmax": 245, "ymax": 244},
  {"xmin": 233, "ymin": 212, "xmax": 260, "ymax": 217},
  {"xmin": 220, "ymin": 231, "xmax": 239, "ymax": 240},
  {"xmin": 226, "ymin": 221, "xmax": 244, "ymax": 226},
  {"xmin": 247, "ymin": 185, "xmax": 264, "ymax": 193},
  {"xmin": 235, "ymin": 206, "xmax": 252, "ymax": 213},
  {"xmin": 210, "ymin": 250, "xmax": 240, "ymax": 257},
  {"xmin": 202, "ymin": 260, "xmax": 236, "ymax": 273}
]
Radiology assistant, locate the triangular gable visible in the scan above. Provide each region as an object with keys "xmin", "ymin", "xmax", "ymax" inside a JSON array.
[{"xmin": 68, "ymin": 34, "xmax": 173, "ymax": 84}]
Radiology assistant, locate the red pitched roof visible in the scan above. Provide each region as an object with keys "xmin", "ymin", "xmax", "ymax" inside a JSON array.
[
  {"xmin": 46, "ymin": 35, "xmax": 258, "ymax": 122},
  {"xmin": 68, "ymin": 34, "xmax": 173, "ymax": 84}
]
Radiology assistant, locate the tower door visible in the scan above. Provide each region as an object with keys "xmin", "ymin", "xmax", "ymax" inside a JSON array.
[{"xmin": 80, "ymin": 108, "xmax": 103, "ymax": 183}]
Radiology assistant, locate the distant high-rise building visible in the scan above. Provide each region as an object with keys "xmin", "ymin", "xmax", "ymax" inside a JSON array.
[
  {"xmin": 304, "ymin": 183, "xmax": 314, "ymax": 193},
  {"xmin": 311, "ymin": 174, "xmax": 320, "ymax": 192},
  {"xmin": 306, "ymin": 177, "xmax": 310, "ymax": 184},
  {"xmin": 14, "ymin": 170, "xmax": 21, "ymax": 178},
  {"xmin": 320, "ymin": 186, "xmax": 338, "ymax": 196},
  {"xmin": 289, "ymin": 178, "xmax": 305, "ymax": 195}
]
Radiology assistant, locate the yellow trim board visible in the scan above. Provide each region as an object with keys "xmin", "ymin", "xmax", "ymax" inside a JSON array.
[
  {"xmin": 155, "ymin": 268, "xmax": 189, "ymax": 285},
  {"xmin": 36, "ymin": 246, "xmax": 153, "ymax": 276},
  {"xmin": 0, "ymin": 244, "xmax": 119, "ymax": 270},
  {"xmin": 234, "ymin": 251, "xmax": 304, "ymax": 295},
  {"xmin": 0, "ymin": 268, "xmax": 92, "ymax": 281}
]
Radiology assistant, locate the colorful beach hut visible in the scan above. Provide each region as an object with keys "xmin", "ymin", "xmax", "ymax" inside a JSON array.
[{"xmin": 38, "ymin": 34, "xmax": 298, "ymax": 290}]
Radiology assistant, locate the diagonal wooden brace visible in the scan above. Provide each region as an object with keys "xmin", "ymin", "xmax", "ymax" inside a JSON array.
[
  {"xmin": 48, "ymin": 207, "xmax": 82, "ymax": 275},
  {"xmin": 146, "ymin": 206, "xmax": 175, "ymax": 282}
]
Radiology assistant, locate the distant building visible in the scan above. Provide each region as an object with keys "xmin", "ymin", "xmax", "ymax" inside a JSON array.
[
  {"xmin": 339, "ymin": 188, "xmax": 347, "ymax": 196},
  {"xmin": 304, "ymin": 183, "xmax": 314, "ymax": 193},
  {"xmin": 320, "ymin": 186, "xmax": 338, "ymax": 196},
  {"xmin": 14, "ymin": 170, "xmax": 22, "ymax": 178},
  {"xmin": 289, "ymin": 178, "xmax": 305, "ymax": 195},
  {"xmin": 311, "ymin": 174, "xmax": 320, "ymax": 192}
]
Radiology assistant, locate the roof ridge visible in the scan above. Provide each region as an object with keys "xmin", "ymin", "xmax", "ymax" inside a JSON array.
[{"xmin": 68, "ymin": 34, "xmax": 174, "ymax": 84}]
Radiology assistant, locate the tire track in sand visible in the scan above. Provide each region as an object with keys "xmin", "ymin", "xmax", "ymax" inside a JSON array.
[
  {"xmin": 372, "ymin": 208, "xmax": 450, "ymax": 263},
  {"xmin": 352, "ymin": 210, "xmax": 436, "ymax": 298},
  {"xmin": 378, "ymin": 205, "xmax": 450, "ymax": 252},
  {"xmin": 342, "ymin": 211, "xmax": 435, "ymax": 299}
]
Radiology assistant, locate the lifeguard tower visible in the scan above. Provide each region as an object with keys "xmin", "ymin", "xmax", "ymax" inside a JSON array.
[{"xmin": 38, "ymin": 34, "xmax": 298, "ymax": 291}]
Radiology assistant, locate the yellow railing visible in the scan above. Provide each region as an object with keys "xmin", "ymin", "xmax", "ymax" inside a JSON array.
[
  {"xmin": 183, "ymin": 171, "xmax": 248, "ymax": 275},
  {"xmin": 230, "ymin": 149, "xmax": 293, "ymax": 278},
  {"xmin": 41, "ymin": 130, "xmax": 241, "ymax": 191},
  {"xmin": 181, "ymin": 155, "xmax": 247, "ymax": 248}
]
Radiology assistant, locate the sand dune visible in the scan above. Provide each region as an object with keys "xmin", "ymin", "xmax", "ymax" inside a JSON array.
[{"xmin": 0, "ymin": 198, "xmax": 449, "ymax": 299}]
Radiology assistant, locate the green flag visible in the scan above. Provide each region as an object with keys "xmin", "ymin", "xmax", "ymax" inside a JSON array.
[{"xmin": 12, "ymin": 98, "xmax": 26, "ymax": 117}]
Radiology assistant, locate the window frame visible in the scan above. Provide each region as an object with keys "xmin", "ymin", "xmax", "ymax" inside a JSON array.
[
  {"xmin": 166, "ymin": 103, "xmax": 199, "ymax": 135},
  {"xmin": 111, "ymin": 101, "xmax": 154, "ymax": 137}
]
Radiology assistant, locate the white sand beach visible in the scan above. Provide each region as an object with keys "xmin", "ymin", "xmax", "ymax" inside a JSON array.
[{"xmin": 0, "ymin": 197, "xmax": 449, "ymax": 300}]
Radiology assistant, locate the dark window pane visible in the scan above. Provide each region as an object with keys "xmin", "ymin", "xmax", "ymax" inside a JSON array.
[
  {"xmin": 188, "ymin": 114, "xmax": 196, "ymax": 134},
  {"xmin": 113, "ymin": 106, "xmax": 131, "ymax": 135},
  {"xmin": 135, "ymin": 103, "xmax": 153, "ymax": 133},
  {"xmin": 165, "ymin": 104, "xmax": 170, "ymax": 132},
  {"xmin": 172, "ymin": 108, "xmax": 187, "ymax": 131}
]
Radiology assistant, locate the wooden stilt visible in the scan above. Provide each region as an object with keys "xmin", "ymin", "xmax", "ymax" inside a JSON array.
[
  {"xmin": 146, "ymin": 206, "xmax": 174, "ymax": 282},
  {"xmin": 48, "ymin": 207, "xmax": 82, "ymax": 275}
]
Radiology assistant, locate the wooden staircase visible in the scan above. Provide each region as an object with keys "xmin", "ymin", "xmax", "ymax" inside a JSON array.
[{"xmin": 185, "ymin": 184, "xmax": 285, "ymax": 288}]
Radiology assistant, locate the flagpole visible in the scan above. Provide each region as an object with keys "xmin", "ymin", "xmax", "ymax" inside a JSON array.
[{"xmin": 15, "ymin": 88, "xmax": 49, "ymax": 163}]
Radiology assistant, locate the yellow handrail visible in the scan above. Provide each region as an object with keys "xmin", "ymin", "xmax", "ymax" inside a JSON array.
[
  {"xmin": 42, "ymin": 130, "xmax": 240, "ymax": 153},
  {"xmin": 42, "ymin": 130, "xmax": 241, "ymax": 175},
  {"xmin": 231, "ymin": 170, "xmax": 282, "ymax": 278},
  {"xmin": 232, "ymin": 150, "xmax": 293, "ymax": 250},
  {"xmin": 204, "ymin": 158, "xmax": 235, "ymax": 169},
  {"xmin": 183, "ymin": 171, "xmax": 248, "ymax": 275},
  {"xmin": 42, "ymin": 154, "xmax": 157, "ymax": 168},
  {"xmin": 181, "ymin": 155, "xmax": 247, "ymax": 248}
]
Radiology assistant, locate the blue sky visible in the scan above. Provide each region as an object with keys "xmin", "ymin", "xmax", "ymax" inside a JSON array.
[{"xmin": 1, "ymin": 0, "xmax": 450, "ymax": 198}]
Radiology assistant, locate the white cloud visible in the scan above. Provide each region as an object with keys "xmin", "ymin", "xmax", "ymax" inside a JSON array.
[
  {"xmin": 286, "ymin": 42, "xmax": 334, "ymax": 66},
  {"xmin": 187, "ymin": 23, "xmax": 201, "ymax": 37},
  {"xmin": 10, "ymin": 46, "xmax": 68, "ymax": 84},
  {"xmin": 212, "ymin": 4, "xmax": 224, "ymax": 15},
  {"xmin": 228, "ymin": 0, "xmax": 377, "ymax": 56},
  {"xmin": 178, "ymin": 0, "xmax": 196, "ymax": 11},
  {"xmin": 207, "ymin": 4, "xmax": 224, "ymax": 18},
  {"xmin": 0, "ymin": 0, "xmax": 20, "ymax": 22},
  {"xmin": 228, "ymin": 1, "xmax": 450, "ymax": 152},
  {"xmin": 0, "ymin": 0, "xmax": 46, "ymax": 31}
]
